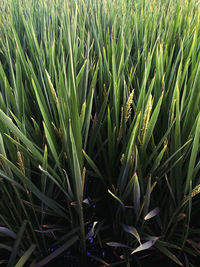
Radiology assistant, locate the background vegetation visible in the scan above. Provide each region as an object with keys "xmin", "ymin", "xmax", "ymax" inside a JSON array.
[{"xmin": 0, "ymin": 0, "xmax": 200, "ymax": 266}]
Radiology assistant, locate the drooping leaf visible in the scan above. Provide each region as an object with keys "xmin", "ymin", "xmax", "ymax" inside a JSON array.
[
  {"xmin": 155, "ymin": 244, "xmax": 183, "ymax": 266},
  {"xmin": 108, "ymin": 189, "xmax": 125, "ymax": 212},
  {"xmin": 122, "ymin": 224, "xmax": 141, "ymax": 245},
  {"xmin": 0, "ymin": 227, "xmax": 16, "ymax": 239},
  {"xmin": 131, "ymin": 240, "xmax": 156, "ymax": 255},
  {"xmin": 144, "ymin": 207, "xmax": 160, "ymax": 220}
]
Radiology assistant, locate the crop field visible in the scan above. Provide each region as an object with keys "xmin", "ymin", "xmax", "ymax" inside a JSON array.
[{"xmin": 0, "ymin": 0, "xmax": 200, "ymax": 266}]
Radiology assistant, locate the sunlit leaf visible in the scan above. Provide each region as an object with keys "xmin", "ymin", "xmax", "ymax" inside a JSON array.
[
  {"xmin": 131, "ymin": 240, "xmax": 156, "ymax": 255},
  {"xmin": 122, "ymin": 224, "xmax": 141, "ymax": 245},
  {"xmin": 144, "ymin": 207, "xmax": 160, "ymax": 220}
]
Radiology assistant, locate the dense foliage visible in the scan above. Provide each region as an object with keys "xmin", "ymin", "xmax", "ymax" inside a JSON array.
[{"xmin": 0, "ymin": 0, "xmax": 200, "ymax": 266}]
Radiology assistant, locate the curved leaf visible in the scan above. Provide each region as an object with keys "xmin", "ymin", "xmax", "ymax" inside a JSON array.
[
  {"xmin": 144, "ymin": 207, "xmax": 160, "ymax": 220},
  {"xmin": 122, "ymin": 224, "xmax": 141, "ymax": 245},
  {"xmin": 131, "ymin": 240, "xmax": 156, "ymax": 255}
]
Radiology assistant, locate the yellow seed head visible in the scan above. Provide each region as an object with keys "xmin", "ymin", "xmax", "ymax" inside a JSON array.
[
  {"xmin": 120, "ymin": 153, "xmax": 125, "ymax": 164},
  {"xmin": 140, "ymin": 94, "xmax": 152, "ymax": 144},
  {"xmin": 17, "ymin": 151, "xmax": 25, "ymax": 175},
  {"xmin": 82, "ymin": 167, "xmax": 86, "ymax": 188},
  {"xmin": 46, "ymin": 70, "xmax": 58, "ymax": 105},
  {"xmin": 125, "ymin": 90, "xmax": 134, "ymax": 123}
]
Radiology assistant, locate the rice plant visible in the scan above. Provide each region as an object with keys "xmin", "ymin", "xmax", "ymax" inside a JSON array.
[{"xmin": 0, "ymin": 0, "xmax": 200, "ymax": 266}]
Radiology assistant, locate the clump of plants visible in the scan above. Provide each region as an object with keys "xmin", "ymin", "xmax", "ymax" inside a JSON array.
[{"xmin": 0, "ymin": 0, "xmax": 200, "ymax": 266}]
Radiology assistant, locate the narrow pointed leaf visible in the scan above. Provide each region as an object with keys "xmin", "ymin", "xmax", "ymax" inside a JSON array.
[
  {"xmin": 131, "ymin": 240, "xmax": 156, "ymax": 255},
  {"xmin": 144, "ymin": 207, "xmax": 160, "ymax": 220},
  {"xmin": 122, "ymin": 224, "xmax": 141, "ymax": 245},
  {"xmin": 0, "ymin": 227, "xmax": 16, "ymax": 239},
  {"xmin": 15, "ymin": 244, "xmax": 36, "ymax": 267}
]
